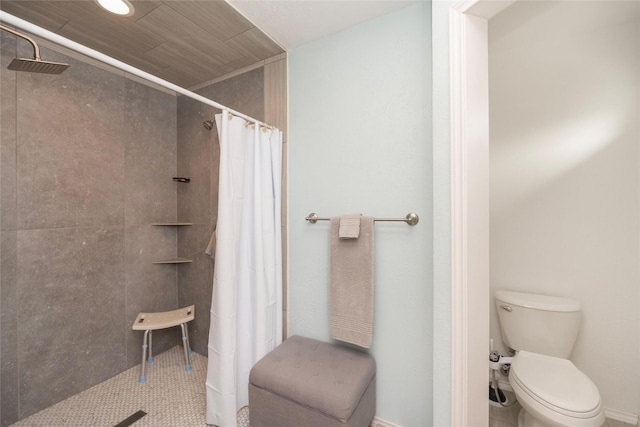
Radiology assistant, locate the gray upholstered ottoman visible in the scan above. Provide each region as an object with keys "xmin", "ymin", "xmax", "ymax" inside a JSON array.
[{"xmin": 249, "ymin": 335, "xmax": 376, "ymax": 427}]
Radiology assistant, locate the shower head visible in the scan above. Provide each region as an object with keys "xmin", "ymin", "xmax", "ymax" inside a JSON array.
[
  {"xmin": 8, "ymin": 58, "xmax": 70, "ymax": 74},
  {"xmin": 0, "ymin": 24, "xmax": 70, "ymax": 74},
  {"xmin": 203, "ymin": 119, "xmax": 215, "ymax": 131}
]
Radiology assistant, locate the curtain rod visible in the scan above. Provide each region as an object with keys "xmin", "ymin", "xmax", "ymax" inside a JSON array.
[
  {"xmin": 305, "ymin": 213, "xmax": 420, "ymax": 226},
  {"xmin": 0, "ymin": 11, "xmax": 274, "ymax": 130}
]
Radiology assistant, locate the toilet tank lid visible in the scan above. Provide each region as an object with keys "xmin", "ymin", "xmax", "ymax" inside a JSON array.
[{"xmin": 496, "ymin": 290, "xmax": 581, "ymax": 312}]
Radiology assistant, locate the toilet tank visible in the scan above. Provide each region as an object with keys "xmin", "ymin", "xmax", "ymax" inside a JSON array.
[{"xmin": 495, "ymin": 290, "xmax": 582, "ymax": 358}]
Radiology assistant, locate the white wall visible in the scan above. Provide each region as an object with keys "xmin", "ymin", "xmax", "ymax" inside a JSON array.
[
  {"xmin": 431, "ymin": 1, "xmax": 455, "ymax": 426},
  {"xmin": 288, "ymin": 3, "xmax": 433, "ymax": 425},
  {"xmin": 489, "ymin": 0, "xmax": 640, "ymax": 419}
]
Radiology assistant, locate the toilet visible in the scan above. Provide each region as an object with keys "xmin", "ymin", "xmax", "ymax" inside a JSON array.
[{"xmin": 495, "ymin": 290, "xmax": 605, "ymax": 427}]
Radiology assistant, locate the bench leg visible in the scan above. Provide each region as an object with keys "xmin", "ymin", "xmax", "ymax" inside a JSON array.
[
  {"xmin": 180, "ymin": 323, "xmax": 192, "ymax": 372},
  {"xmin": 185, "ymin": 325, "xmax": 192, "ymax": 354},
  {"xmin": 139, "ymin": 329, "xmax": 150, "ymax": 383},
  {"xmin": 148, "ymin": 330, "xmax": 154, "ymax": 363}
]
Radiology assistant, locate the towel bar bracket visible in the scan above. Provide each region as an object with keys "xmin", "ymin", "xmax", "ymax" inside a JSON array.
[
  {"xmin": 404, "ymin": 212, "xmax": 420, "ymax": 226},
  {"xmin": 305, "ymin": 212, "xmax": 419, "ymax": 226}
]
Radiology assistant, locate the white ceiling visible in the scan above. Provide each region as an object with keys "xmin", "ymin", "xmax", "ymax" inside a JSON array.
[{"xmin": 226, "ymin": 0, "xmax": 419, "ymax": 49}]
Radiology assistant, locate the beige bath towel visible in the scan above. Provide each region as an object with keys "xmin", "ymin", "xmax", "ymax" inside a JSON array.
[
  {"xmin": 205, "ymin": 225, "xmax": 216, "ymax": 259},
  {"xmin": 330, "ymin": 215, "xmax": 374, "ymax": 348}
]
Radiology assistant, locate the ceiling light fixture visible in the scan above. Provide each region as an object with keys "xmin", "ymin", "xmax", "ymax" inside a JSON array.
[{"xmin": 94, "ymin": 0, "xmax": 135, "ymax": 16}]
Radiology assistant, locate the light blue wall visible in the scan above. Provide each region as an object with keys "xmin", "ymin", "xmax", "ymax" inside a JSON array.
[{"xmin": 288, "ymin": 3, "xmax": 433, "ymax": 425}]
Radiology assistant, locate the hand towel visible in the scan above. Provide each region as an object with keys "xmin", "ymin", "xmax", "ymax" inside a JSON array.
[
  {"xmin": 338, "ymin": 213, "xmax": 361, "ymax": 239},
  {"xmin": 205, "ymin": 225, "xmax": 217, "ymax": 259},
  {"xmin": 330, "ymin": 215, "xmax": 375, "ymax": 348}
]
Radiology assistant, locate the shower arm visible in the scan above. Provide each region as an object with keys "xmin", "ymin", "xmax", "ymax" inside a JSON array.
[{"xmin": 0, "ymin": 24, "xmax": 41, "ymax": 61}]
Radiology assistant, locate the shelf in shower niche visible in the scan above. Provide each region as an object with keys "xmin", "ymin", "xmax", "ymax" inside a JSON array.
[
  {"xmin": 152, "ymin": 257, "xmax": 193, "ymax": 264},
  {"xmin": 151, "ymin": 222, "xmax": 193, "ymax": 226}
]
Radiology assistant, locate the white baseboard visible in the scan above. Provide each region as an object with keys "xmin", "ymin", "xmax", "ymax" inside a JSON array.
[
  {"xmin": 370, "ymin": 416, "xmax": 403, "ymax": 427},
  {"xmin": 604, "ymin": 408, "xmax": 639, "ymax": 425}
]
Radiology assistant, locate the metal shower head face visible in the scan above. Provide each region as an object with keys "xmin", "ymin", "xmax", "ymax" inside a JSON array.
[
  {"xmin": 0, "ymin": 24, "xmax": 70, "ymax": 74},
  {"xmin": 203, "ymin": 120, "xmax": 215, "ymax": 131},
  {"xmin": 8, "ymin": 58, "xmax": 70, "ymax": 74}
]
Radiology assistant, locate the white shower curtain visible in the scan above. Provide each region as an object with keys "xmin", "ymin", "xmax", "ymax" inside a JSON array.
[{"xmin": 205, "ymin": 110, "xmax": 283, "ymax": 426}]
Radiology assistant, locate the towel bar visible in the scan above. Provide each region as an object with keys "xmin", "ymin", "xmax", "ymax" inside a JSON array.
[{"xmin": 305, "ymin": 212, "xmax": 419, "ymax": 226}]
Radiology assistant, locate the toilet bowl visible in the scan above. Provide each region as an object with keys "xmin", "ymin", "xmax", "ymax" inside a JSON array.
[
  {"xmin": 495, "ymin": 291, "xmax": 605, "ymax": 427},
  {"xmin": 509, "ymin": 351, "xmax": 604, "ymax": 427}
]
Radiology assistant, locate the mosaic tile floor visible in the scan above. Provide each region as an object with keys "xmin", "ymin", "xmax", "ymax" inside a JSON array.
[
  {"xmin": 10, "ymin": 346, "xmax": 250, "ymax": 427},
  {"xmin": 14, "ymin": 351, "xmax": 637, "ymax": 427}
]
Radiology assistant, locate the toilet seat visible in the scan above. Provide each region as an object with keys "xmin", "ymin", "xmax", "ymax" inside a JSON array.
[{"xmin": 510, "ymin": 351, "xmax": 604, "ymax": 426}]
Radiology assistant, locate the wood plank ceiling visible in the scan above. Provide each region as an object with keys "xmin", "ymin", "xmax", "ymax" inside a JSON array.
[{"xmin": 0, "ymin": 0, "xmax": 285, "ymax": 88}]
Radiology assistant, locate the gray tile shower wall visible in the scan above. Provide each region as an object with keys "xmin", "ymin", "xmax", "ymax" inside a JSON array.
[
  {"xmin": 1, "ymin": 32, "xmax": 20, "ymax": 427},
  {"xmin": 15, "ymin": 50, "xmax": 125, "ymax": 230},
  {"xmin": 0, "ymin": 41, "xmax": 179, "ymax": 426},
  {"xmin": 16, "ymin": 227, "xmax": 126, "ymax": 417},
  {"xmin": 176, "ymin": 68, "xmax": 265, "ymax": 356},
  {"xmin": 123, "ymin": 79, "xmax": 178, "ymax": 369}
]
